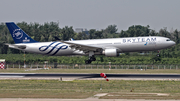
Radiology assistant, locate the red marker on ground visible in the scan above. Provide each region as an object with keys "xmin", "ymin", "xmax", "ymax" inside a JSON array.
[{"xmin": 100, "ymin": 73, "xmax": 109, "ymax": 81}]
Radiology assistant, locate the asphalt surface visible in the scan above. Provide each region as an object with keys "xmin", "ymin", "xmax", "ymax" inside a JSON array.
[
  {"xmin": 0, "ymin": 73, "xmax": 180, "ymax": 79},
  {"xmin": 1, "ymin": 98, "xmax": 180, "ymax": 101}
]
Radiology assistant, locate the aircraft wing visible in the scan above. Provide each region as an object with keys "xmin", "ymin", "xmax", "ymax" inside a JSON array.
[
  {"xmin": 5, "ymin": 43, "xmax": 26, "ymax": 49},
  {"xmin": 61, "ymin": 41, "xmax": 102, "ymax": 53}
]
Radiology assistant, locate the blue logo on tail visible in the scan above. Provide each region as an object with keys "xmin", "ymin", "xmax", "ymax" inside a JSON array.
[
  {"xmin": 13, "ymin": 29, "xmax": 23, "ymax": 39},
  {"xmin": 6, "ymin": 22, "xmax": 38, "ymax": 43},
  {"xmin": 39, "ymin": 42, "xmax": 68, "ymax": 55}
]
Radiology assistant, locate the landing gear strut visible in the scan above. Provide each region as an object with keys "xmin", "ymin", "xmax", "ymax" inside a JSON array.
[{"xmin": 85, "ymin": 51, "xmax": 96, "ymax": 64}]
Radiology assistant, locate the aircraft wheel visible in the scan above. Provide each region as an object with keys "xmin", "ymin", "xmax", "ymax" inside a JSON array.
[
  {"xmin": 90, "ymin": 57, "xmax": 96, "ymax": 61},
  {"xmin": 85, "ymin": 60, "xmax": 92, "ymax": 64}
]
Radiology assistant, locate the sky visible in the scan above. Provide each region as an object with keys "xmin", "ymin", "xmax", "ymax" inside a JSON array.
[{"xmin": 0, "ymin": 0, "xmax": 180, "ymax": 32}]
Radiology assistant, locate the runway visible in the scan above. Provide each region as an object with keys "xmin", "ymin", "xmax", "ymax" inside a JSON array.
[
  {"xmin": 1, "ymin": 98, "xmax": 180, "ymax": 101},
  {"xmin": 0, "ymin": 73, "xmax": 180, "ymax": 80}
]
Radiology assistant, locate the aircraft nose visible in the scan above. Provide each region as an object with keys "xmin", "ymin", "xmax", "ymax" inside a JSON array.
[{"xmin": 172, "ymin": 41, "xmax": 176, "ymax": 46}]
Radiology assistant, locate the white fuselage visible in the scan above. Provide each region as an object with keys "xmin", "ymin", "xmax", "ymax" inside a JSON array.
[{"xmin": 10, "ymin": 36, "xmax": 175, "ymax": 56}]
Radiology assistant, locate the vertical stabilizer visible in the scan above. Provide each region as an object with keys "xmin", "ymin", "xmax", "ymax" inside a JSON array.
[{"xmin": 6, "ymin": 22, "xmax": 38, "ymax": 43}]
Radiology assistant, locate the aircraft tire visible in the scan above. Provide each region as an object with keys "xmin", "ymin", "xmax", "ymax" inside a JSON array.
[
  {"xmin": 85, "ymin": 60, "xmax": 92, "ymax": 64},
  {"xmin": 90, "ymin": 57, "xmax": 96, "ymax": 61}
]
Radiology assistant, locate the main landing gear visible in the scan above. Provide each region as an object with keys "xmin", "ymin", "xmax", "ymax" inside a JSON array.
[
  {"xmin": 85, "ymin": 51, "xmax": 96, "ymax": 64},
  {"xmin": 85, "ymin": 55, "xmax": 96, "ymax": 64}
]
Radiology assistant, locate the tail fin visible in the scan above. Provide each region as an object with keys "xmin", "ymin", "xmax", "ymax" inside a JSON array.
[{"xmin": 6, "ymin": 22, "xmax": 38, "ymax": 43}]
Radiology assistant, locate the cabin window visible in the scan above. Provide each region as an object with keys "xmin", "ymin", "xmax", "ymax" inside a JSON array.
[{"xmin": 166, "ymin": 39, "xmax": 171, "ymax": 41}]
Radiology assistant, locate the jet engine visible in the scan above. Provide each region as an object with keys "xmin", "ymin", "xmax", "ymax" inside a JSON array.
[{"xmin": 102, "ymin": 49, "xmax": 119, "ymax": 57}]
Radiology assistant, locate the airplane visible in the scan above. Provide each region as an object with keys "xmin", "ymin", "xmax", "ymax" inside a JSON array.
[{"xmin": 5, "ymin": 22, "xmax": 176, "ymax": 64}]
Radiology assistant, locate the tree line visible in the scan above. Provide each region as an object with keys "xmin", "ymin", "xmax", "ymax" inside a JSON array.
[
  {"xmin": 0, "ymin": 21, "xmax": 180, "ymax": 64},
  {"xmin": 1, "ymin": 54, "xmax": 180, "ymax": 65}
]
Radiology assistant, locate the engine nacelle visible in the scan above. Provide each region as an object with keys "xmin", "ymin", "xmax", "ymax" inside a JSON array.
[{"xmin": 103, "ymin": 49, "xmax": 119, "ymax": 57}]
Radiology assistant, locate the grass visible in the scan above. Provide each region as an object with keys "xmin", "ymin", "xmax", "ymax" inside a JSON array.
[
  {"xmin": 0, "ymin": 80, "xmax": 180, "ymax": 99},
  {"xmin": 1, "ymin": 68, "xmax": 180, "ymax": 74}
]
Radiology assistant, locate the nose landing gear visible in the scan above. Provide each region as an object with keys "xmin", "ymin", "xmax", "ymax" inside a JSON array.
[{"xmin": 157, "ymin": 50, "xmax": 160, "ymax": 57}]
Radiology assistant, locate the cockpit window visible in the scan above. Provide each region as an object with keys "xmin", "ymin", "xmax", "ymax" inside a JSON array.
[{"xmin": 166, "ymin": 39, "xmax": 171, "ymax": 41}]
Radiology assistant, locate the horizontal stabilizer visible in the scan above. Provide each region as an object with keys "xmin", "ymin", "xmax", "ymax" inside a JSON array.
[{"xmin": 5, "ymin": 43, "xmax": 26, "ymax": 49}]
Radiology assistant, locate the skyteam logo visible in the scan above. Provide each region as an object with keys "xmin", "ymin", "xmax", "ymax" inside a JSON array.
[
  {"xmin": 39, "ymin": 42, "xmax": 68, "ymax": 55},
  {"xmin": 144, "ymin": 42, "xmax": 148, "ymax": 46},
  {"xmin": 23, "ymin": 37, "xmax": 30, "ymax": 42},
  {"xmin": 123, "ymin": 38, "xmax": 156, "ymax": 43},
  {"xmin": 13, "ymin": 29, "xmax": 23, "ymax": 39}
]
